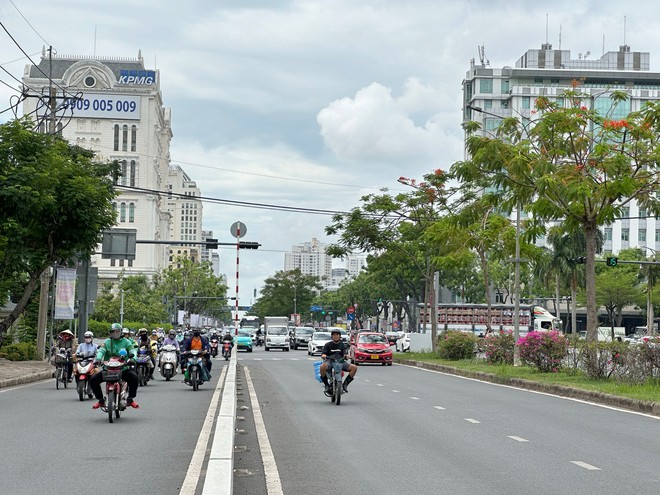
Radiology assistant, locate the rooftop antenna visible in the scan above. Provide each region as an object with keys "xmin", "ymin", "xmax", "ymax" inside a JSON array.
[
  {"xmin": 623, "ymin": 15, "xmax": 626, "ymax": 45},
  {"xmin": 602, "ymin": 34, "xmax": 605, "ymax": 55},
  {"xmin": 545, "ymin": 13, "xmax": 549, "ymax": 44},
  {"xmin": 559, "ymin": 24, "xmax": 562, "ymax": 49},
  {"xmin": 478, "ymin": 45, "xmax": 490, "ymax": 66}
]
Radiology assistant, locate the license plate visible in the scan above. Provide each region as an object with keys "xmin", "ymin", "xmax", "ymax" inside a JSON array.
[{"xmin": 370, "ymin": 354, "xmax": 379, "ymax": 359}]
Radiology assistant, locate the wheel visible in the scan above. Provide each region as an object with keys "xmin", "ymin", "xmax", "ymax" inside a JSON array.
[
  {"xmin": 285, "ymin": 347, "xmax": 289, "ymax": 352},
  {"xmin": 107, "ymin": 390, "xmax": 115, "ymax": 423},
  {"xmin": 55, "ymin": 368, "xmax": 61, "ymax": 390},
  {"xmin": 265, "ymin": 347, "xmax": 270, "ymax": 351},
  {"xmin": 165, "ymin": 369, "xmax": 172, "ymax": 381},
  {"xmin": 191, "ymin": 369, "xmax": 199, "ymax": 391},
  {"xmin": 334, "ymin": 378, "xmax": 342, "ymax": 406},
  {"xmin": 115, "ymin": 401, "xmax": 121, "ymax": 419},
  {"xmin": 77, "ymin": 381, "xmax": 84, "ymax": 401},
  {"xmin": 387, "ymin": 363, "xmax": 392, "ymax": 366},
  {"xmin": 307, "ymin": 350, "xmax": 311, "ymax": 355},
  {"xmin": 382, "ymin": 362, "xmax": 386, "ymax": 366},
  {"xmin": 248, "ymin": 348, "xmax": 252, "ymax": 352},
  {"xmin": 63, "ymin": 370, "xmax": 68, "ymax": 388}
]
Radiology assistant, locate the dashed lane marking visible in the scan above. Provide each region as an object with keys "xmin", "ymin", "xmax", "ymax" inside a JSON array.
[
  {"xmin": 465, "ymin": 418, "xmax": 481, "ymax": 424},
  {"xmin": 434, "ymin": 406, "xmax": 446, "ymax": 410},
  {"xmin": 508, "ymin": 436, "xmax": 529, "ymax": 442},
  {"xmin": 571, "ymin": 461, "xmax": 601, "ymax": 471},
  {"xmin": 409, "ymin": 396, "xmax": 420, "ymax": 400}
]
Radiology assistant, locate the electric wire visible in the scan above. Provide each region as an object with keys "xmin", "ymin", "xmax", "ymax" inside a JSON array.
[{"xmin": 9, "ymin": 0, "xmax": 50, "ymax": 46}]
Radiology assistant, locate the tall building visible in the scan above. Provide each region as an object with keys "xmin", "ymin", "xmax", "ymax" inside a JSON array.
[
  {"xmin": 346, "ymin": 254, "xmax": 367, "ymax": 278},
  {"xmin": 462, "ymin": 43, "xmax": 659, "ymax": 255},
  {"xmin": 284, "ymin": 238, "xmax": 333, "ymax": 287},
  {"xmin": 22, "ymin": 49, "xmax": 174, "ymax": 283}
]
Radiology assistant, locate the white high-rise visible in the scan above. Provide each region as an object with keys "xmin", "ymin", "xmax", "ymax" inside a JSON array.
[
  {"xmin": 284, "ymin": 238, "xmax": 333, "ymax": 287},
  {"xmin": 462, "ymin": 43, "xmax": 659, "ymax": 255}
]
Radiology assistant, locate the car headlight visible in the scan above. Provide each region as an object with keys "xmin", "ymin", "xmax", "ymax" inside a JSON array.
[{"xmin": 357, "ymin": 347, "xmax": 369, "ymax": 353}]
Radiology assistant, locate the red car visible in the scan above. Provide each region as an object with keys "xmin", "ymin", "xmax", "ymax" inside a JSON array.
[{"xmin": 349, "ymin": 332, "xmax": 393, "ymax": 365}]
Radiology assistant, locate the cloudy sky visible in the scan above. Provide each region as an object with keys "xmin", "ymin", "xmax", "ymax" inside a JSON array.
[{"xmin": 1, "ymin": 0, "xmax": 659, "ymax": 303}]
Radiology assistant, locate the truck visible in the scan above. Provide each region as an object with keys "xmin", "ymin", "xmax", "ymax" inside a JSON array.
[
  {"xmin": 264, "ymin": 316, "xmax": 290, "ymax": 351},
  {"xmin": 431, "ymin": 303, "xmax": 561, "ymax": 336}
]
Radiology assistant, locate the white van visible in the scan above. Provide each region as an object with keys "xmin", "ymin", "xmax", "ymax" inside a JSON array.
[{"xmin": 265, "ymin": 325, "xmax": 290, "ymax": 351}]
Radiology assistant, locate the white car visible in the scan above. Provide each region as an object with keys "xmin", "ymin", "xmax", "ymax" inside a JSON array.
[
  {"xmin": 308, "ymin": 331, "xmax": 332, "ymax": 356},
  {"xmin": 395, "ymin": 332, "xmax": 411, "ymax": 352}
]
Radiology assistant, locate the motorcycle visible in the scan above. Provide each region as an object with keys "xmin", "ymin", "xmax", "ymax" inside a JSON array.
[
  {"xmin": 159, "ymin": 344, "xmax": 178, "ymax": 381},
  {"xmin": 210, "ymin": 338, "xmax": 219, "ymax": 358},
  {"xmin": 74, "ymin": 355, "xmax": 96, "ymax": 401},
  {"xmin": 135, "ymin": 346, "xmax": 152, "ymax": 387},
  {"xmin": 52, "ymin": 348, "xmax": 71, "ymax": 390},
  {"xmin": 100, "ymin": 351, "xmax": 130, "ymax": 423},
  {"xmin": 255, "ymin": 335, "xmax": 264, "ymax": 347},
  {"xmin": 325, "ymin": 358, "xmax": 345, "ymax": 406},
  {"xmin": 222, "ymin": 341, "xmax": 232, "ymax": 360},
  {"xmin": 183, "ymin": 349, "xmax": 206, "ymax": 391}
]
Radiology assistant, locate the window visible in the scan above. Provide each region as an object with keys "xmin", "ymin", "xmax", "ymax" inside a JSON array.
[
  {"xmin": 639, "ymin": 229, "xmax": 646, "ymax": 242},
  {"xmin": 556, "ymin": 97, "xmax": 564, "ymax": 108},
  {"xmin": 110, "ymin": 259, "xmax": 116, "ymax": 267},
  {"xmin": 120, "ymin": 202, "xmax": 126, "ymax": 222},
  {"xmin": 479, "ymin": 79, "xmax": 493, "ymax": 94},
  {"xmin": 485, "ymin": 118, "xmax": 500, "ymax": 131},
  {"xmin": 604, "ymin": 228, "xmax": 612, "ymax": 241},
  {"xmin": 121, "ymin": 160, "xmax": 127, "ymax": 185},
  {"xmin": 622, "ymin": 207, "xmax": 630, "ymax": 219},
  {"xmin": 639, "ymin": 208, "xmax": 647, "ymax": 218},
  {"xmin": 128, "ymin": 202, "xmax": 135, "ymax": 223},
  {"xmin": 621, "ymin": 228, "xmax": 629, "ymax": 242},
  {"xmin": 130, "ymin": 160, "xmax": 136, "ymax": 187},
  {"xmin": 484, "ymin": 100, "xmax": 492, "ymax": 110},
  {"xmin": 122, "ymin": 125, "xmax": 128, "ymax": 151},
  {"xmin": 113, "ymin": 124, "xmax": 119, "ymax": 151},
  {"xmin": 656, "ymin": 229, "xmax": 660, "ymax": 242},
  {"xmin": 131, "ymin": 125, "xmax": 137, "ymax": 152},
  {"xmin": 522, "ymin": 96, "xmax": 531, "ymax": 109},
  {"xmin": 501, "ymin": 80, "xmax": 510, "ymax": 93}
]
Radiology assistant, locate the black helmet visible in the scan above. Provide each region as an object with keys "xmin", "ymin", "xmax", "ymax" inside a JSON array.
[{"xmin": 330, "ymin": 329, "xmax": 341, "ymax": 336}]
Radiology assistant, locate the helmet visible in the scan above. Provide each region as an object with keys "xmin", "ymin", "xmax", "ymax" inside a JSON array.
[
  {"xmin": 122, "ymin": 328, "xmax": 130, "ymax": 335},
  {"xmin": 169, "ymin": 330, "xmax": 176, "ymax": 337},
  {"xmin": 109, "ymin": 323, "xmax": 122, "ymax": 339},
  {"xmin": 60, "ymin": 329, "xmax": 74, "ymax": 338},
  {"xmin": 84, "ymin": 331, "xmax": 93, "ymax": 338},
  {"xmin": 138, "ymin": 328, "xmax": 148, "ymax": 336},
  {"xmin": 151, "ymin": 330, "xmax": 157, "ymax": 335},
  {"xmin": 330, "ymin": 329, "xmax": 341, "ymax": 336}
]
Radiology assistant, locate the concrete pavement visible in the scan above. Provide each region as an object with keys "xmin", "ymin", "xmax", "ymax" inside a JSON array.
[{"xmin": 0, "ymin": 358, "xmax": 53, "ymax": 388}]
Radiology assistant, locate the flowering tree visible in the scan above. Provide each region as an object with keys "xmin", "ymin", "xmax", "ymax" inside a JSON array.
[{"xmin": 455, "ymin": 90, "xmax": 660, "ymax": 343}]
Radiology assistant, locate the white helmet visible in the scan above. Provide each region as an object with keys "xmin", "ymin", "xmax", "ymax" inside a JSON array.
[{"xmin": 84, "ymin": 331, "xmax": 93, "ymax": 338}]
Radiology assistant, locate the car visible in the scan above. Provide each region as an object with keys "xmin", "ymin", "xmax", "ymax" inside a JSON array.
[
  {"xmin": 308, "ymin": 332, "xmax": 332, "ymax": 356},
  {"xmin": 385, "ymin": 331, "xmax": 400, "ymax": 344},
  {"xmin": 395, "ymin": 332, "xmax": 411, "ymax": 352},
  {"xmin": 233, "ymin": 328, "xmax": 253, "ymax": 352},
  {"xmin": 349, "ymin": 331, "xmax": 393, "ymax": 365},
  {"xmin": 291, "ymin": 326, "xmax": 315, "ymax": 350}
]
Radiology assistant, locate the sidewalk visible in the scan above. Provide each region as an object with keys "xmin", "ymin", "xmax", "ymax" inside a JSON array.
[{"xmin": 0, "ymin": 358, "xmax": 53, "ymax": 389}]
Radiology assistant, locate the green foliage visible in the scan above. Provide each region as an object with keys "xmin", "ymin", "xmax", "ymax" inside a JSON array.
[
  {"xmin": 579, "ymin": 340, "xmax": 632, "ymax": 380},
  {"xmin": 0, "ymin": 342, "xmax": 36, "ymax": 361},
  {"xmin": 517, "ymin": 331, "xmax": 568, "ymax": 372},
  {"xmin": 437, "ymin": 331, "xmax": 477, "ymax": 360},
  {"xmin": 251, "ymin": 269, "xmax": 322, "ymax": 320},
  {"xmin": 483, "ymin": 331, "xmax": 515, "ymax": 365}
]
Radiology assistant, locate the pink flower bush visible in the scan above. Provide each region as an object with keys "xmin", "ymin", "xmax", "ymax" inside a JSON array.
[{"xmin": 516, "ymin": 331, "xmax": 569, "ymax": 372}]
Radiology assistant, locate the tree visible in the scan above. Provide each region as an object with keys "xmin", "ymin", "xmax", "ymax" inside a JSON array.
[
  {"xmin": 584, "ymin": 269, "xmax": 640, "ymax": 340},
  {"xmin": 0, "ymin": 118, "xmax": 118, "ymax": 341},
  {"xmin": 92, "ymin": 274, "xmax": 168, "ymax": 324},
  {"xmin": 250, "ymin": 269, "xmax": 322, "ymax": 320},
  {"xmin": 456, "ymin": 90, "xmax": 660, "ymax": 342}
]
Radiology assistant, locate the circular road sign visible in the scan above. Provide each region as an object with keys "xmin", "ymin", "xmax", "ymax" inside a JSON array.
[{"xmin": 230, "ymin": 221, "xmax": 247, "ymax": 239}]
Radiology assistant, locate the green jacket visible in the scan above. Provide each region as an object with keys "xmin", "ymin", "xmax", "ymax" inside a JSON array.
[{"xmin": 96, "ymin": 337, "xmax": 136, "ymax": 363}]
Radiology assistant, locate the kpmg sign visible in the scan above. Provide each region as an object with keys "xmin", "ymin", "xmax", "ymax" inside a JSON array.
[{"xmin": 118, "ymin": 69, "xmax": 156, "ymax": 85}]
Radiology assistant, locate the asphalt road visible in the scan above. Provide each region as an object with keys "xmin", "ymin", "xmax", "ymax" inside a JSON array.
[
  {"xmin": 237, "ymin": 346, "xmax": 660, "ymax": 495},
  {"xmin": 0, "ymin": 359, "xmax": 228, "ymax": 495},
  {"xmin": 3, "ymin": 346, "xmax": 660, "ymax": 495}
]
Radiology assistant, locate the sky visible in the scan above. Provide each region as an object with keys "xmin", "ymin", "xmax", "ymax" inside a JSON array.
[{"xmin": 2, "ymin": 0, "xmax": 660, "ymax": 304}]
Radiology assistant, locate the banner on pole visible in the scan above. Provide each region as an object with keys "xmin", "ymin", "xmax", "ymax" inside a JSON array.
[{"xmin": 54, "ymin": 268, "xmax": 77, "ymax": 320}]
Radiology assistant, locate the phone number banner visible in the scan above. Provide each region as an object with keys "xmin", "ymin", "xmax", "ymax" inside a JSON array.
[{"xmin": 56, "ymin": 93, "xmax": 141, "ymax": 120}]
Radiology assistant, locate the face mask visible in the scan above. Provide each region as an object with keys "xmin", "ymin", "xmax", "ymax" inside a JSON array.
[{"xmin": 85, "ymin": 338, "xmax": 92, "ymax": 343}]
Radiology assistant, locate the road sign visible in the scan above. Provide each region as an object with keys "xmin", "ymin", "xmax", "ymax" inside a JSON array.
[
  {"xmin": 347, "ymin": 313, "xmax": 355, "ymax": 321},
  {"xmin": 347, "ymin": 306, "xmax": 355, "ymax": 314},
  {"xmin": 310, "ymin": 305, "xmax": 322, "ymax": 312},
  {"xmin": 230, "ymin": 221, "xmax": 247, "ymax": 239},
  {"xmin": 325, "ymin": 316, "xmax": 331, "ymax": 322}
]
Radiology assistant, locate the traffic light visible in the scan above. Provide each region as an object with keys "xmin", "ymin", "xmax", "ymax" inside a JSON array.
[
  {"xmin": 238, "ymin": 241, "xmax": 260, "ymax": 249},
  {"xmin": 206, "ymin": 238, "xmax": 218, "ymax": 249},
  {"xmin": 606, "ymin": 257, "xmax": 618, "ymax": 267}
]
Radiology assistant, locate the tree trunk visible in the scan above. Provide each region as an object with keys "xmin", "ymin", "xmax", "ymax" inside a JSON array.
[
  {"xmin": 0, "ymin": 269, "xmax": 43, "ymax": 343},
  {"xmin": 479, "ymin": 249, "xmax": 492, "ymax": 333},
  {"xmin": 585, "ymin": 223, "xmax": 598, "ymax": 342},
  {"xmin": 555, "ymin": 273, "xmax": 562, "ymax": 331},
  {"xmin": 571, "ymin": 277, "xmax": 577, "ymax": 335}
]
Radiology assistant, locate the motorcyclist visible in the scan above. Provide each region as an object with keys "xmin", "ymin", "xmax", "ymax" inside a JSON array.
[
  {"xmin": 137, "ymin": 328, "xmax": 158, "ymax": 379},
  {"xmin": 255, "ymin": 327, "xmax": 264, "ymax": 346},
  {"xmin": 149, "ymin": 329, "xmax": 159, "ymax": 344},
  {"xmin": 90, "ymin": 323, "xmax": 139, "ymax": 409},
  {"xmin": 181, "ymin": 328, "xmax": 211, "ymax": 381},
  {"xmin": 76, "ymin": 331, "xmax": 98, "ymax": 359},
  {"xmin": 55, "ymin": 329, "xmax": 77, "ymax": 382},
  {"xmin": 175, "ymin": 329, "xmax": 184, "ymax": 344},
  {"xmin": 221, "ymin": 330, "xmax": 234, "ymax": 355},
  {"xmin": 123, "ymin": 328, "xmax": 138, "ymax": 348},
  {"xmin": 320, "ymin": 329, "xmax": 357, "ymax": 394},
  {"xmin": 160, "ymin": 329, "xmax": 180, "ymax": 368}
]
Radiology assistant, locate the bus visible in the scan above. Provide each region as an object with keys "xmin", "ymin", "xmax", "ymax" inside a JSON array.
[{"xmin": 240, "ymin": 315, "xmax": 260, "ymax": 330}]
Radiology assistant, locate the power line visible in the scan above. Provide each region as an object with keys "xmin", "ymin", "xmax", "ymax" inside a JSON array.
[{"xmin": 9, "ymin": 0, "xmax": 50, "ymax": 46}]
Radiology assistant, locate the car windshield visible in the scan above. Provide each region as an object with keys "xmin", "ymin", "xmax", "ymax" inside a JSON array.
[
  {"xmin": 358, "ymin": 334, "xmax": 388, "ymax": 344},
  {"xmin": 268, "ymin": 326, "xmax": 288, "ymax": 336},
  {"xmin": 313, "ymin": 332, "xmax": 331, "ymax": 341},
  {"xmin": 296, "ymin": 327, "xmax": 314, "ymax": 335},
  {"xmin": 237, "ymin": 330, "xmax": 251, "ymax": 337}
]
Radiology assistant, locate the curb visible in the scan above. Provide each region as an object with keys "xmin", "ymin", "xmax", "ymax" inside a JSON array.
[
  {"xmin": 398, "ymin": 359, "xmax": 660, "ymax": 417},
  {"xmin": 0, "ymin": 370, "xmax": 53, "ymax": 389}
]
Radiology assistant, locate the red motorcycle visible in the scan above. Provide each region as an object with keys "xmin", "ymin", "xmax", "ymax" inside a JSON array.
[
  {"xmin": 100, "ymin": 353, "xmax": 130, "ymax": 423},
  {"xmin": 210, "ymin": 338, "xmax": 219, "ymax": 358},
  {"xmin": 222, "ymin": 341, "xmax": 232, "ymax": 361},
  {"xmin": 74, "ymin": 355, "xmax": 96, "ymax": 401}
]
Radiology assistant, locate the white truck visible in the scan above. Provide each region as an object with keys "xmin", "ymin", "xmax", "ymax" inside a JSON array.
[
  {"xmin": 434, "ymin": 303, "xmax": 561, "ymax": 335},
  {"xmin": 264, "ymin": 316, "xmax": 290, "ymax": 351}
]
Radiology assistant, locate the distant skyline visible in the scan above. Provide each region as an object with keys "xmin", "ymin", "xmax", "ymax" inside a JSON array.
[{"xmin": 2, "ymin": 0, "xmax": 660, "ymax": 301}]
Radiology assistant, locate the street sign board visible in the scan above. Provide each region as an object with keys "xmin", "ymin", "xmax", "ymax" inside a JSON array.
[
  {"xmin": 310, "ymin": 305, "xmax": 322, "ymax": 312},
  {"xmin": 230, "ymin": 221, "xmax": 247, "ymax": 239},
  {"xmin": 347, "ymin": 306, "xmax": 355, "ymax": 314}
]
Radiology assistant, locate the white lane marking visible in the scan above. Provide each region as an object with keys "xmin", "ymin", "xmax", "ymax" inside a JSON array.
[
  {"xmin": 434, "ymin": 406, "xmax": 446, "ymax": 410},
  {"xmin": 409, "ymin": 396, "xmax": 420, "ymax": 400},
  {"xmin": 364, "ymin": 379, "xmax": 371, "ymax": 382},
  {"xmin": 271, "ymin": 358, "xmax": 282, "ymax": 361},
  {"xmin": 397, "ymin": 363, "xmax": 660, "ymax": 421},
  {"xmin": 253, "ymin": 358, "xmax": 263, "ymax": 361},
  {"xmin": 289, "ymin": 358, "xmax": 300, "ymax": 361},
  {"xmin": 571, "ymin": 461, "xmax": 601, "ymax": 471},
  {"xmin": 180, "ymin": 366, "xmax": 227, "ymax": 495},
  {"xmin": 465, "ymin": 418, "xmax": 481, "ymax": 424},
  {"xmin": 508, "ymin": 436, "xmax": 529, "ymax": 442},
  {"xmin": 245, "ymin": 366, "xmax": 284, "ymax": 495},
  {"xmin": 392, "ymin": 390, "xmax": 400, "ymax": 393},
  {"xmin": 377, "ymin": 383, "xmax": 384, "ymax": 387}
]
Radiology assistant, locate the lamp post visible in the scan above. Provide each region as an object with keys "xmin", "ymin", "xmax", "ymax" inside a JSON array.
[
  {"xmin": 638, "ymin": 246, "xmax": 658, "ymax": 335},
  {"xmin": 119, "ymin": 288, "xmax": 130, "ymax": 327}
]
